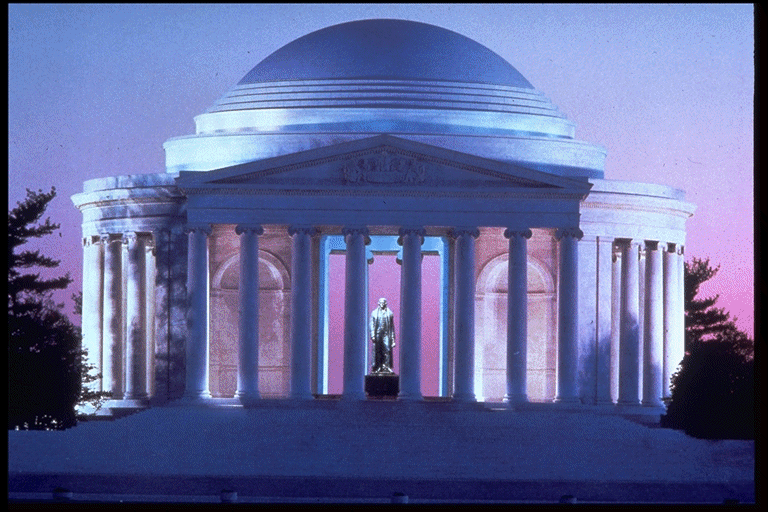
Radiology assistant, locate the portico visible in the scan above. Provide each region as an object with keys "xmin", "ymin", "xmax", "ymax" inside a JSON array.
[{"xmin": 174, "ymin": 134, "xmax": 590, "ymax": 403}]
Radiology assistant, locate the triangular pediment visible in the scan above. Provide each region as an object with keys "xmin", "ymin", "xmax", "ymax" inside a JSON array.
[{"xmin": 176, "ymin": 135, "xmax": 591, "ymax": 196}]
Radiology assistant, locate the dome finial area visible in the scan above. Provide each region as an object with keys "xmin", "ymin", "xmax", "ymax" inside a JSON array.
[{"xmin": 239, "ymin": 19, "xmax": 534, "ymax": 88}]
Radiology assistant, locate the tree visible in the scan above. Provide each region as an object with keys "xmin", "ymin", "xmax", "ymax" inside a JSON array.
[
  {"xmin": 662, "ymin": 257, "xmax": 754, "ymax": 439},
  {"xmin": 8, "ymin": 188, "xmax": 104, "ymax": 430}
]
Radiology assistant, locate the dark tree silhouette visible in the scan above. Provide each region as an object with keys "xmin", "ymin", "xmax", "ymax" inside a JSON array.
[
  {"xmin": 8, "ymin": 188, "xmax": 104, "ymax": 430},
  {"xmin": 663, "ymin": 257, "xmax": 754, "ymax": 439}
]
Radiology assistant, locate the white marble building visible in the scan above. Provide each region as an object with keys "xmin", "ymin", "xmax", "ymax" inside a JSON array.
[{"xmin": 72, "ymin": 20, "xmax": 694, "ymax": 414}]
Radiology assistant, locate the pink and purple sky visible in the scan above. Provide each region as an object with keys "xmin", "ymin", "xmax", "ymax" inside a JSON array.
[{"xmin": 8, "ymin": 4, "xmax": 754, "ymax": 336}]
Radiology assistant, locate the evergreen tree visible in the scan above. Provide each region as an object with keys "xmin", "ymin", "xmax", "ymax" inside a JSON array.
[
  {"xmin": 684, "ymin": 257, "xmax": 744, "ymax": 349},
  {"xmin": 8, "ymin": 188, "xmax": 104, "ymax": 429},
  {"xmin": 663, "ymin": 257, "xmax": 754, "ymax": 439}
]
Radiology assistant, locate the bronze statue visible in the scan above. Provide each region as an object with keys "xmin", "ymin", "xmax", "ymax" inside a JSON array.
[{"xmin": 370, "ymin": 297, "xmax": 396, "ymax": 373}]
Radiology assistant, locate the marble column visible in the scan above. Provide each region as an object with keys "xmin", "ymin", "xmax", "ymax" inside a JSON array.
[
  {"xmin": 398, "ymin": 227, "xmax": 425, "ymax": 401},
  {"xmin": 290, "ymin": 226, "xmax": 317, "ymax": 400},
  {"xmin": 450, "ymin": 227, "xmax": 479, "ymax": 402},
  {"xmin": 643, "ymin": 241, "xmax": 665, "ymax": 407},
  {"xmin": 618, "ymin": 239, "xmax": 641, "ymax": 406},
  {"xmin": 184, "ymin": 224, "xmax": 212, "ymax": 400},
  {"xmin": 555, "ymin": 227, "xmax": 582, "ymax": 403},
  {"xmin": 674, "ymin": 246, "xmax": 686, "ymax": 378},
  {"xmin": 123, "ymin": 232, "xmax": 148, "ymax": 402},
  {"xmin": 662, "ymin": 243, "xmax": 679, "ymax": 399},
  {"xmin": 82, "ymin": 236, "xmax": 104, "ymax": 392},
  {"xmin": 609, "ymin": 244, "xmax": 622, "ymax": 403},
  {"xmin": 102, "ymin": 234, "xmax": 123, "ymax": 399},
  {"xmin": 504, "ymin": 228, "xmax": 532, "ymax": 404},
  {"xmin": 342, "ymin": 227, "xmax": 370, "ymax": 400},
  {"xmin": 235, "ymin": 225, "xmax": 263, "ymax": 402}
]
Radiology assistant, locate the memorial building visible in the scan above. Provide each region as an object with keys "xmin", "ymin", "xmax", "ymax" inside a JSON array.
[{"xmin": 72, "ymin": 19, "xmax": 695, "ymax": 415}]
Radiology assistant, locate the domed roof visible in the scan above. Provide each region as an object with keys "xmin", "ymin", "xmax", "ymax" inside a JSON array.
[{"xmin": 239, "ymin": 19, "xmax": 533, "ymax": 88}]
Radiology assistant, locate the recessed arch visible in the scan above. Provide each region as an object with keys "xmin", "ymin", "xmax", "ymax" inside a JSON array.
[{"xmin": 474, "ymin": 251, "xmax": 557, "ymax": 402}]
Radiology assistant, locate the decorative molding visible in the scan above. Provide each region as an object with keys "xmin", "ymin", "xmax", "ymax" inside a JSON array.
[
  {"xmin": 185, "ymin": 223, "xmax": 212, "ymax": 235},
  {"xmin": 288, "ymin": 225, "xmax": 319, "ymax": 237},
  {"xmin": 235, "ymin": 224, "xmax": 264, "ymax": 236},
  {"xmin": 341, "ymin": 226, "xmax": 371, "ymax": 244},
  {"xmin": 397, "ymin": 226, "xmax": 427, "ymax": 245},
  {"xmin": 503, "ymin": 228, "xmax": 533, "ymax": 240},
  {"xmin": 448, "ymin": 227, "xmax": 480, "ymax": 240},
  {"xmin": 554, "ymin": 227, "xmax": 584, "ymax": 241}
]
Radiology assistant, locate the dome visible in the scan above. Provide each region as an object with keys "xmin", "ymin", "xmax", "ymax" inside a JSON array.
[
  {"xmin": 165, "ymin": 19, "xmax": 607, "ymax": 179},
  {"xmin": 238, "ymin": 19, "xmax": 533, "ymax": 88}
]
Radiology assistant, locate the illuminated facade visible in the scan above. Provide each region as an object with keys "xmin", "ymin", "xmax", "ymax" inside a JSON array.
[{"xmin": 72, "ymin": 20, "xmax": 694, "ymax": 414}]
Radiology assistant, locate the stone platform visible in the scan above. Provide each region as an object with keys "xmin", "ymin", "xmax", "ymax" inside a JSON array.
[{"xmin": 8, "ymin": 400, "xmax": 755, "ymax": 503}]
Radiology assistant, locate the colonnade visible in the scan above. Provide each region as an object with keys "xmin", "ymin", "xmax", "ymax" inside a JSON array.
[
  {"xmin": 613, "ymin": 239, "xmax": 685, "ymax": 407},
  {"xmin": 81, "ymin": 232, "xmax": 157, "ymax": 405},
  {"xmin": 181, "ymin": 223, "xmax": 583, "ymax": 403},
  {"xmin": 80, "ymin": 225, "xmax": 685, "ymax": 408}
]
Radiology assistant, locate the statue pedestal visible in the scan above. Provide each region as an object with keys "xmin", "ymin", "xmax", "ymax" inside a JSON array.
[{"xmin": 365, "ymin": 373, "xmax": 399, "ymax": 398}]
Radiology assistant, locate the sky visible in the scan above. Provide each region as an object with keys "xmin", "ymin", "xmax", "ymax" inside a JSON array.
[{"xmin": 8, "ymin": 4, "xmax": 754, "ymax": 336}]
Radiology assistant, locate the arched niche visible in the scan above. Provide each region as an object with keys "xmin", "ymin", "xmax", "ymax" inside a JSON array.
[
  {"xmin": 209, "ymin": 250, "xmax": 291, "ymax": 398},
  {"xmin": 474, "ymin": 252, "xmax": 556, "ymax": 402}
]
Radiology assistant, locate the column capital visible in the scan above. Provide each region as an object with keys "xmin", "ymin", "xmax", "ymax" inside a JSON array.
[
  {"xmin": 288, "ymin": 225, "xmax": 318, "ymax": 237},
  {"xmin": 555, "ymin": 227, "xmax": 583, "ymax": 241},
  {"xmin": 235, "ymin": 224, "xmax": 264, "ymax": 236},
  {"xmin": 397, "ymin": 226, "xmax": 426, "ymax": 245},
  {"xmin": 614, "ymin": 237, "xmax": 640, "ymax": 248},
  {"xmin": 184, "ymin": 223, "xmax": 212, "ymax": 235},
  {"xmin": 676, "ymin": 245, "xmax": 684, "ymax": 256},
  {"xmin": 504, "ymin": 228, "xmax": 532, "ymax": 240},
  {"xmin": 83, "ymin": 235, "xmax": 102, "ymax": 247},
  {"xmin": 448, "ymin": 227, "xmax": 479, "ymax": 240},
  {"xmin": 341, "ymin": 226, "xmax": 371, "ymax": 244},
  {"xmin": 644, "ymin": 240, "xmax": 667, "ymax": 252},
  {"xmin": 122, "ymin": 231, "xmax": 152, "ymax": 245}
]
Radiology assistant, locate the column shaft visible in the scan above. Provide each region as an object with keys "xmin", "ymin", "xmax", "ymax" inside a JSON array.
[
  {"xmin": 451, "ymin": 228, "xmax": 479, "ymax": 402},
  {"xmin": 342, "ymin": 227, "xmax": 369, "ymax": 400},
  {"xmin": 184, "ymin": 226, "xmax": 212, "ymax": 399},
  {"xmin": 610, "ymin": 245, "xmax": 621, "ymax": 403},
  {"xmin": 290, "ymin": 226, "xmax": 315, "ymax": 400},
  {"xmin": 555, "ymin": 228, "xmax": 582, "ymax": 403},
  {"xmin": 102, "ymin": 235, "xmax": 123, "ymax": 398},
  {"xmin": 236, "ymin": 225, "xmax": 263, "ymax": 401},
  {"xmin": 662, "ymin": 244, "xmax": 678, "ymax": 398},
  {"xmin": 504, "ymin": 229, "xmax": 531, "ymax": 404},
  {"xmin": 643, "ymin": 241, "xmax": 665, "ymax": 407},
  {"xmin": 82, "ymin": 236, "xmax": 104, "ymax": 393},
  {"xmin": 124, "ymin": 232, "xmax": 148, "ymax": 401},
  {"xmin": 398, "ymin": 227, "xmax": 425, "ymax": 400},
  {"xmin": 618, "ymin": 240, "xmax": 641, "ymax": 405}
]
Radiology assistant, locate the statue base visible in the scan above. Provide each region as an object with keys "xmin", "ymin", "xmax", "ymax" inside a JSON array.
[{"xmin": 365, "ymin": 373, "xmax": 399, "ymax": 398}]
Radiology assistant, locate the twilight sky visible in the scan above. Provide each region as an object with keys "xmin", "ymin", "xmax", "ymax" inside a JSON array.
[{"xmin": 8, "ymin": 4, "xmax": 754, "ymax": 336}]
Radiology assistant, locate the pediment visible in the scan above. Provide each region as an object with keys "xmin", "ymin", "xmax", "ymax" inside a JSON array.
[{"xmin": 176, "ymin": 135, "xmax": 591, "ymax": 196}]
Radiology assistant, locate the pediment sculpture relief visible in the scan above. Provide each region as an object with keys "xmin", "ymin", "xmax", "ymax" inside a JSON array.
[{"xmin": 342, "ymin": 151, "xmax": 428, "ymax": 185}]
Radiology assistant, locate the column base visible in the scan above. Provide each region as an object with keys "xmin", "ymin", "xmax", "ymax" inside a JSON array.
[
  {"xmin": 179, "ymin": 391, "xmax": 213, "ymax": 403},
  {"xmin": 235, "ymin": 391, "xmax": 261, "ymax": 406},
  {"xmin": 553, "ymin": 396, "xmax": 581, "ymax": 404},
  {"xmin": 503, "ymin": 393, "xmax": 529, "ymax": 405},
  {"xmin": 451, "ymin": 393, "xmax": 477, "ymax": 403},
  {"xmin": 290, "ymin": 392, "xmax": 315, "ymax": 401}
]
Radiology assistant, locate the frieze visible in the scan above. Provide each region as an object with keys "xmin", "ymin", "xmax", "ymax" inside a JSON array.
[{"xmin": 342, "ymin": 151, "xmax": 428, "ymax": 185}]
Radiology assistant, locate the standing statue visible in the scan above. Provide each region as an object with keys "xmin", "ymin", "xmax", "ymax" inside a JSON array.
[{"xmin": 370, "ymin": 297, "xmax": 396, "ymax": 374}]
